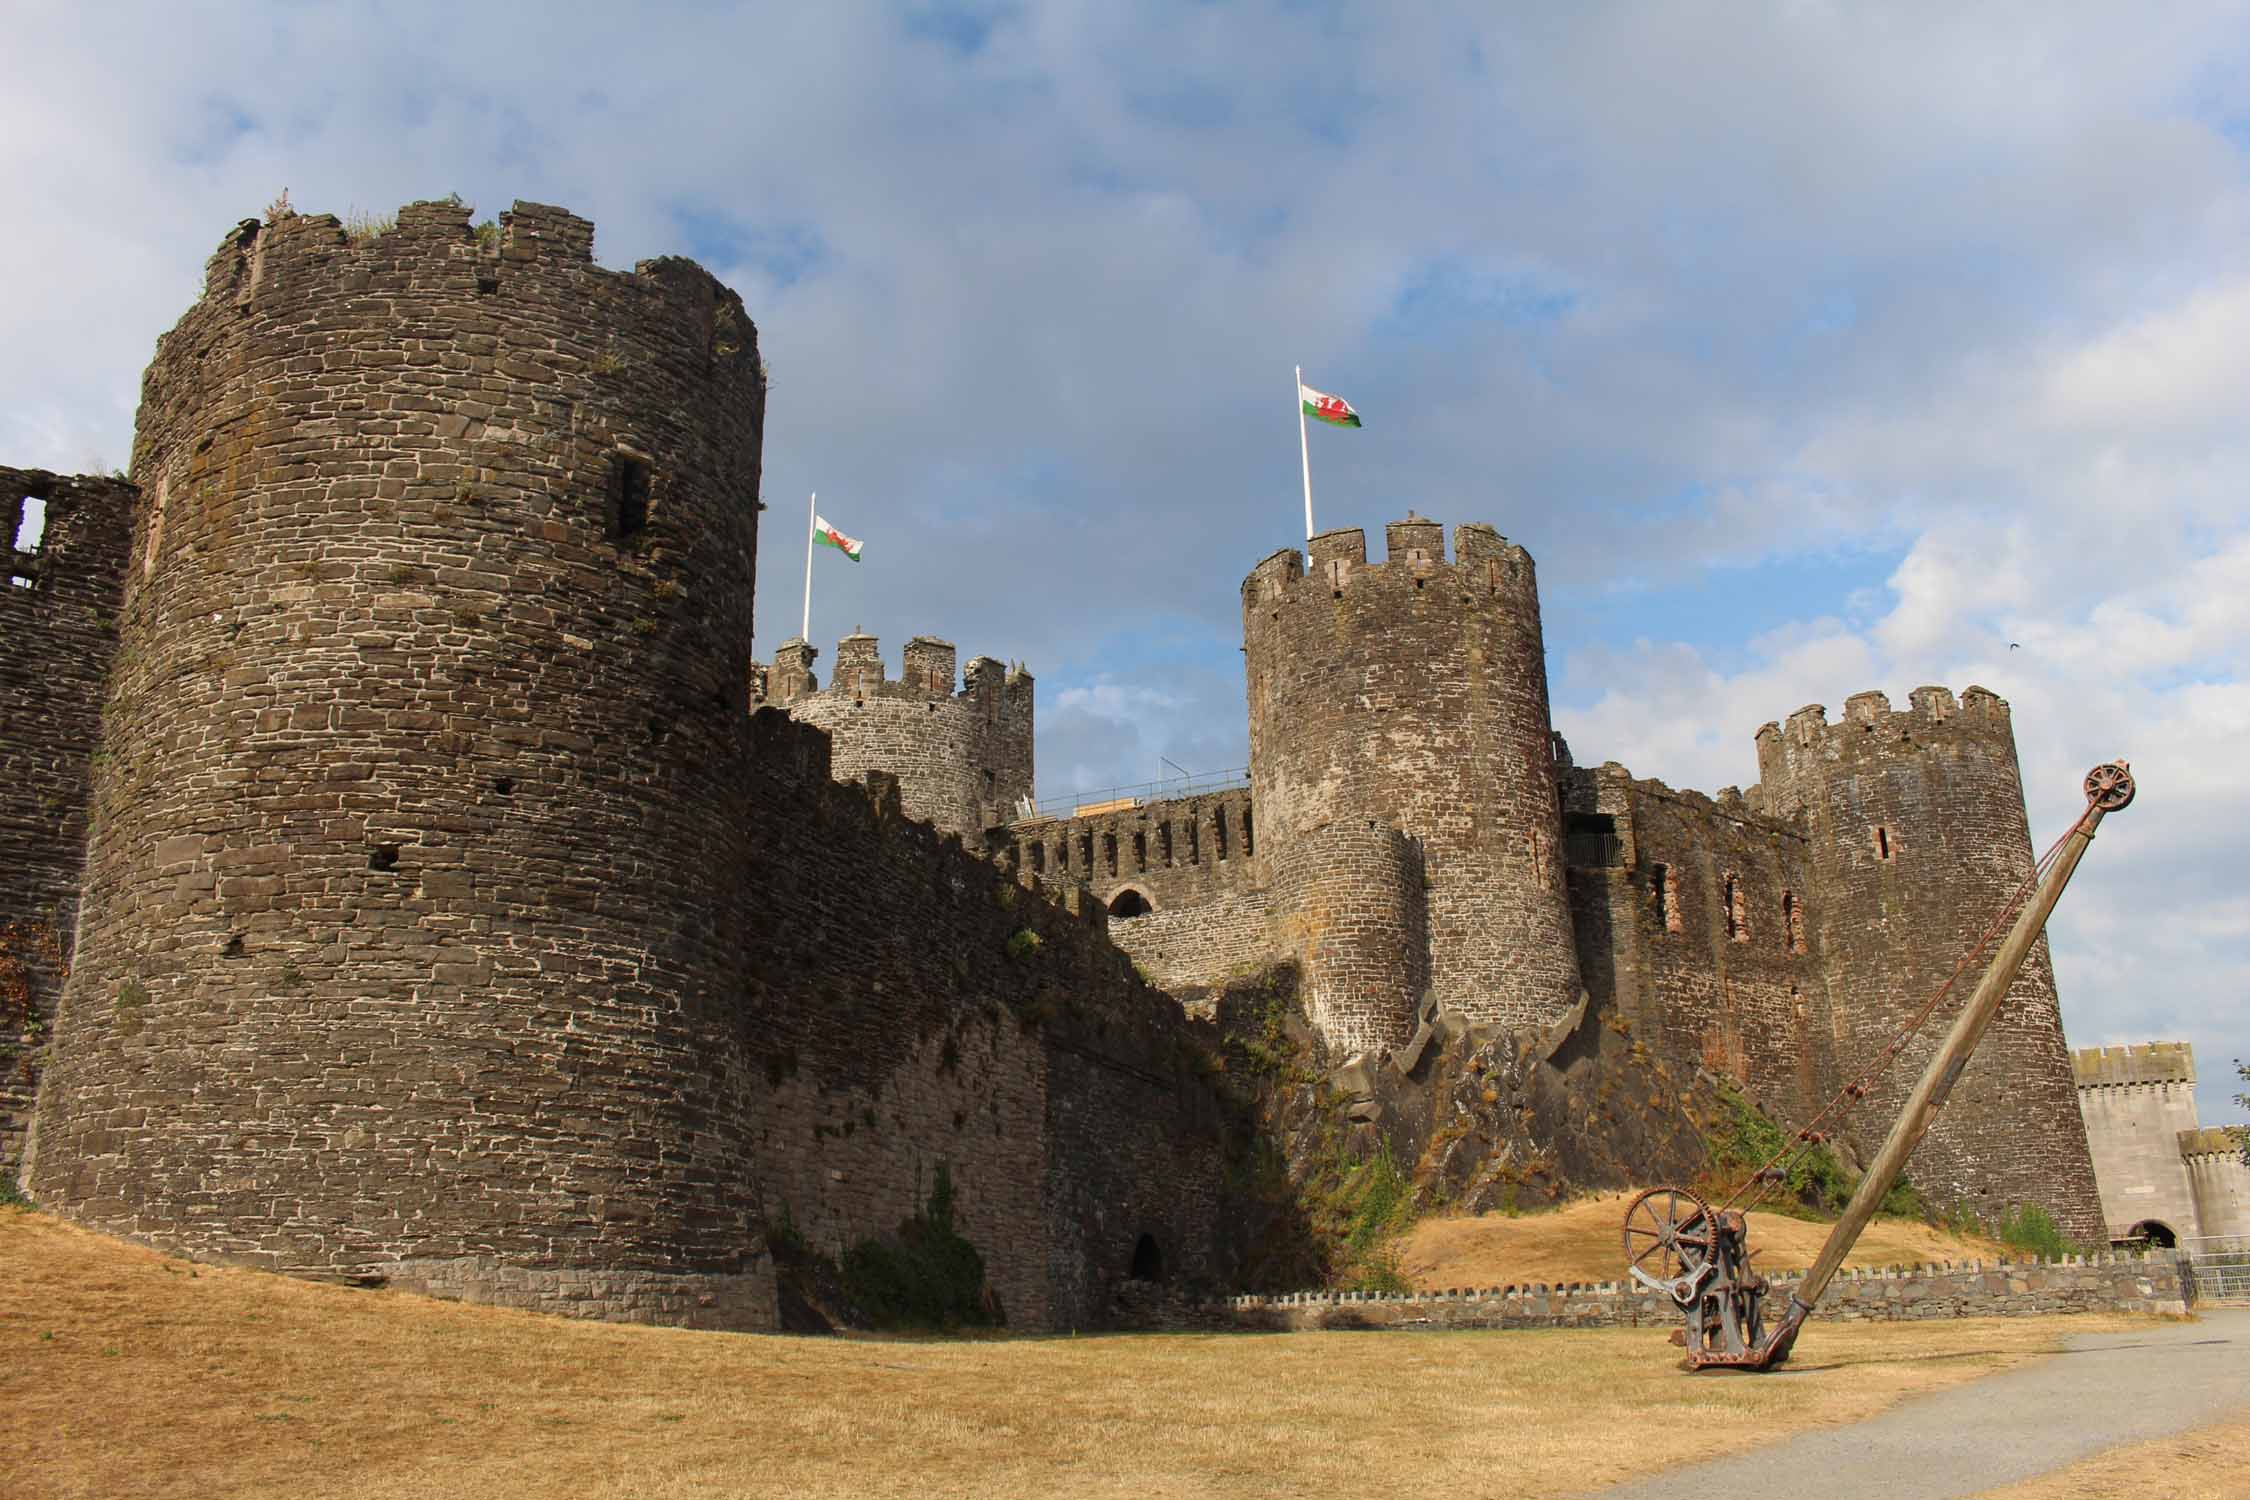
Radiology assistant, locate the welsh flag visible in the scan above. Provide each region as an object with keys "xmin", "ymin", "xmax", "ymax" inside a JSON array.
[
  {"xmin": 1300, "ymin": 383, "xmax": 1362, "ymax": 428},
  {"xmin": 813, "ymin": 515, "xmax": 863, "ymax": 561}
]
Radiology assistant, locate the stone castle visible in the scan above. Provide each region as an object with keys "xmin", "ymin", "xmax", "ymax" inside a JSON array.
[
  {"xmin": 1, "ymin": 197, "xmax": 2110, "ymax": 1334},
  {"xmin": 2074, "ymin": 1043, "xmax": 2248, "ymax": 1246}
]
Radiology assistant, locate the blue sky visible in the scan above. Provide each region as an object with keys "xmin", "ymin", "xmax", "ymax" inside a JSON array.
[{"xmin": 3, "ymin": 1, "xmax": 2245, "ymax": 1125}]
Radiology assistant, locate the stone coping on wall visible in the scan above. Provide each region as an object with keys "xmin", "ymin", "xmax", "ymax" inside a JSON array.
[{"xmin": 1207, "ymin": 1250, "xmax": 2190, "ymax": 1331}]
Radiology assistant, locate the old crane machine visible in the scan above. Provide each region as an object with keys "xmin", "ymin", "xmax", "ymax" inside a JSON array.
[{"xmin": 1623, "ymin": 762, "xmax": 2137, "ymax": 1371}]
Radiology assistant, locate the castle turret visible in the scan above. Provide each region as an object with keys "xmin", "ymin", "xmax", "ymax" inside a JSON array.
[
  {"xmin": 26, "ymin": 199, "xmax": 774, "ymax": 1320},
  {"xmin": 1754, "ymin": 685, "xmax": 2105, "ymax": 1241},
  {"xmin": 1242, "ymin": 519, "xmax": 1581, "ymax": 1048},
  {"xmin": 778, "ymin": 631, "xmax": 1033, "ymax": 836}
]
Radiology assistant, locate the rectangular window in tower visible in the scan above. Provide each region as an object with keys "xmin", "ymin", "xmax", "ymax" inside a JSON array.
[
  {"xmin": 1214, "ymin": 809, "xmax": 1229, "ymax": 862},
  {"xmin": 607, "ymin": 451, "xmax": 652, "ymax": 541},
  {"xmin": 1874, "ymin": 825, "xmax": 1895, "ymax": 862},
  {"xmin": 1159, "ymin": 823, "xmax": 1174, "ymax": 866},
  {"xmin": 1783, "ymin": 890, "xmax": 1807, "ymax": 954},
  {"xmin": 1724, "ymin": 874, "xmax": 1748, "ymax": 943},
  {"xmin": 1242, "ymin": 807, "xmax": 1254, "ymax": 857},
  {"xmin": 1030, "ymin": 842, "xmax": 1046, "ymax": 874},
  {"xmin": 1651, "ymin": 863, "xmax": 1680, "ymax": 933},
  {"xmin": 1079, "ymin": 831, "xmax": 1094, "ymax": 872},
  {"xmin": 1187, "ymin": 819, "xmax": 1201, "ymax": 864},
  {"xmin": 1104, "ymin": 832, "xmax": 1118, "ymax": 877},
  {"xmin": 1565, "ymin": 812, "xmax": 1624, "ymax": 868},
  {"xmin": 1133, "ymin": 830, "xmax": 1147, "ymax": 872},
  {"xmin": 1057, "ymin": 837, "xmax": 1068, "ymax": 873}
]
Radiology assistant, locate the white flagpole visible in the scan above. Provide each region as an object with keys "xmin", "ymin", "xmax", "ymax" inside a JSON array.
[
  {"xmin": 1296, "ymin": 365, "xmax": 1314, "ymax": 540},
  {"xmin": 801, "ymin": 492, "xmax": 816, "ymax": 642}
]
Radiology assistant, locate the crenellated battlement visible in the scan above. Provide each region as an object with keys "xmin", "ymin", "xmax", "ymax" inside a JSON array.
[
  {"xmin": 1243, "ymin": 517, "xmax": 1536, "ymax": 609},
  {"xmin": 2075, "ymin": 1041, "xmax": 2196, "ymax": 1088},
  {"xmin": 755, "ymin": 628, "xmax": 1035, "ymax": 837}
]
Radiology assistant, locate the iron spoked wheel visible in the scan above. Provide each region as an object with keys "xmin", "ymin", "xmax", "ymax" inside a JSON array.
[
  {"xmin": 1622, "ymin": 1186, "xmax": 1717, "ymax": 1301},
  {"xmin": 2084, "ymin": 761, "xmax": 2135, "ymax": 812}
]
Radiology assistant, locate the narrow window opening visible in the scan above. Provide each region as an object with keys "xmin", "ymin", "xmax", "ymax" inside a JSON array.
[
  {"xmin": 1079, "ymin": 831, "xmax": 1093, "ymax": 872},
  {"xmin": 1783, "ymin": 891, "xmax": 1807, "ymax": 955},
  {"xmin": 1030, "ymin": 843, "xmax": 1046, "ymax": 874},
  {"xmin": 984, "ymin": 769, "xmax": 995, "ymax": 789},
  {"xmin": 1651, "ymin": 863, "xmax": 1679, "ymax": 933},
  {"xmin": 1130, "ymin": 1232, "xmax": 1164, "ymax": 1281},
  {"xmin": 1187, "ymin": 819, "xmax": 1200, "ymax": 864},
  {"xmin": 1159, "ymin": 823, "xmax": 1174, "ymax": 866},
  {"xmin": 607, "ymin": 452, "xmax": 652, "ymax": 541},
  {"xmin": 1133, "ymin": 831, "xmax": 1147, "ymax": 872},
  {"xmin": 1874, "ymin": 825, "xmax": 1894, "ymax": 861},
  {"xmin": 1241, "ymin": 807, "xmax": 1254, "ymax": 857},
  {"xmin": 9, "ymin": 495, "xmax": 45, "ymax": 590},
  {"xmin": 1104, "ymin": 832, "xmax": 1118, "ymax": 877},
  {"xmin": 1057, "ymin": 837, "xmax": 1068, "ymax": 873},
  {"xmin": 369, "ymin": 844, "xmax": 400, "ymax": 872},
  {"xmin": 1724, "ymin": 874, "xmax": 1748, "ymax": 943},
  {"xmin": 1109, "ymin": 889, "xmax": 1151, "ymax": 919},
  {"xmin": 1213, "ymin": 809, "xmax": 1229, "ymax": 862}
]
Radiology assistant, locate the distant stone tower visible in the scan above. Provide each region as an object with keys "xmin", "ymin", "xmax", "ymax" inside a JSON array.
[
  {"xmin": 26, "ymin": 200, "xmax": 774, "ymax": 1320},
  {"xmin": 1755, "ymin": 686, "xmax": 2104, "ymax": 1242},
  {"xmin": 756, "ymin": 630, "xmax": 1033, "ymax": 837},
  {"xmin": 1242, "ymin": 518, "xmax": 1581, "ymax": 1051},
  {"xmin": 2073, "ymin": 1042, "xmax": 2202, "ymax": 1243}
]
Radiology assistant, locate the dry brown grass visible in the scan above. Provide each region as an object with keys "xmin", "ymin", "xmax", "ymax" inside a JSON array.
[
  {"xmin": 1968, "ymin": 1405, "xmax": 2250, "ymax": 1499},
  {"xmin": 1, "ymin": 1207, "xmax": 2141, "ymax": 1500},
  {"xmin": 1401, "ymin": 1191, "xmax": 2008, "ymax": 1290}
]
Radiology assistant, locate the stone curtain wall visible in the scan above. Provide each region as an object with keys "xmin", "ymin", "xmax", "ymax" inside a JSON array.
[
  {"xmin": 0, "ymin": 468, "xmax": 133, "ymax": 1175},
  {"xmin": 1752, "ymin": 688, "xmax": 2105, "ymax": 1242},
  {"xmin": 736, "ymin": 713, "xmax": 1233, "ymax": 1333},
  {"xmin": 1108, "ymin": 889, "xmax": 1275, "ymax": 993},
  {"xmin": 2074, "ymin": 1043, "xmax": 2204, "ymax": 1241},
  {"xmin": 26, "ymin": 200, "xmax": 777, "ymax": 1319},
  {"xmin": 1563, "ymin": 763, "xmax": 1831, "ymax": 1127},
  {"xmin": 1242, "ymin": 521, "xmax": 1581, "ymax": 1037},
  {"xmin": 1216, "ymin": 1250, "xmax": 2191, "ymax": 1332},
  {"xmin": 1006, "ymin": 789, "xmax": 1260, "ymax": 910},
  {"xmin": 777, "ymin": 632, "xmax": 1034, "ymax": 837}
]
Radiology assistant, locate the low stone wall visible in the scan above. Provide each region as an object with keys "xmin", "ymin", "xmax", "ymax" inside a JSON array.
[{"xmin": 1213, "ymin": 1251, "xmax": 2191, "ymax": 1332}]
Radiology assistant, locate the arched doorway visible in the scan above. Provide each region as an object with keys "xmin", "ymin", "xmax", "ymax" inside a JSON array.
[
  {"xmin": 1108, "ymin": 887, "xmax": 1153, "ymax": 918},
  {"xmin": 1130, "ymin": 1232, "xmax": 1163, "ymax": 1282},
  {"xmin": 2126, "ymin": 1220, "xmax": 2179, "ymax": 1249}
]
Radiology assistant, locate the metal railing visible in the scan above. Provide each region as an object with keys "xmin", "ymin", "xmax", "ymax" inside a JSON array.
[
  {"xmin": 1014, "ymin": 766, "xmax": 1250, "ymax": 822},
  {"xmin": 2181, "ymin": 1235, "xmax": 2250, "ymax": 1305}
]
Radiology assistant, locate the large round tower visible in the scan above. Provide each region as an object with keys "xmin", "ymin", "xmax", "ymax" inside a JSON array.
[
  {"xmin": 1242, "ymin": 518, "xmax": 1581, "ymax": 1045},
  {"xmin": 25, "ymin": 199, "xmax": 773, "ymax": 1321},
  {"xmin": 1754, "ymin": 686, "xmax": 2105, "ymax": 1242}
]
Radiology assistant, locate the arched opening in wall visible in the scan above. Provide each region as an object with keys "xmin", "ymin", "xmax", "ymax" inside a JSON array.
[
  {"xmin": 1109, "ymin": 888, "xmax": 1152, "ymax": 919},
  {"xmin": 606, "ymin": 451, "xmax": 652, "ymax": 541},
  {"xmin": 1129, "ymin": 1232, "xmax": 1164, "ymax": 1282},
  {"xmin": 2126, "ymin": 1220, "xmax": 2179, "ymax": 1249}
]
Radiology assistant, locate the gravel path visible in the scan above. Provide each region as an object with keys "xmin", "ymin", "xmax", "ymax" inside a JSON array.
[{"xmin": 1597, "ymin": 1308, "xmax": 2250, "ymax": 1499}]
